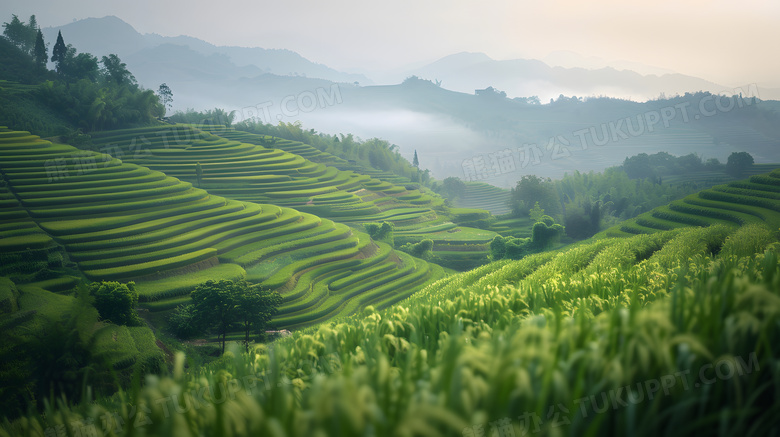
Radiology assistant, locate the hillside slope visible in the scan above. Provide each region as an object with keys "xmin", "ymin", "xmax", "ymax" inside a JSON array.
[{"xmin": 0, "ymin": 127, "xmax": 445, "ymax": 329}]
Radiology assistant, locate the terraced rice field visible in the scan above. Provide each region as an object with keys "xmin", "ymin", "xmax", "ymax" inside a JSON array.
[
  {"xmin": 89, "ymin": 125, "xmax": 439, "ymax": 227},
  {"xmin": 90, "ymin": 124, "xmax": 496, "ymax": 261},
  {"xmin": 455, "ymin": 182, "xmax": 512, "ymax": 215},
  {"xmin": 0, "ymin": 127, "xmax": 446, "ymax": 329},
  {"xmin": 606, "ymin": 168, "xmax": 780, "ymax": 237}
]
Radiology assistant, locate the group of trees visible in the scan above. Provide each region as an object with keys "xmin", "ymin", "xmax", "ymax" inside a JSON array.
[
  {"xmin": 622, "ymin": 151, "xmax": 754, "ymax": 180},
  {"xmin": 1, "ymin": 14, "xmax": 167, "ymax": 132},
  {"xmin": 169, "ymin": 280, "xmax": 282, "ymax": 353},
  {"xmin": 508, "ymin": 149, "xmax": 757, "ymax": 241},
  {"xmin": 2, "ymin": 15, "xmax": 47, "ymax": 66}
]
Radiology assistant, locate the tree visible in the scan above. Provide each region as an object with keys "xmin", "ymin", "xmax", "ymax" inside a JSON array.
[
  {"xmin": 191, "ymin": 280, "xmax": 240, "ymax": 354},
  {"xmin": 88, "ymin": 281, "xmax": 141, "ymax": 326},
  {"xmin": 622, "ymin": 153, "xmax": 655, "ymax": 180},
  {"xmin": 168, "ymin": 304, "xmax": 199, "ymax": 339},
  {"xmin": 726, "ymin": 152, "xmax": 754, "ymax": 177},
  {"xmin": 413, "ymin": 149, "xmax": 419, "ymax": 168},
  {"xmin": 490, "ymin": 235, "xmax": 506, "ymax": 260},
  {"xmin": 400, "ymin": 239, "xmax": 433, "ymax": 259},
  {"xmin": 235, "ymin": 288, "xmax": 281, "ymax": 351},
  {"xmin": 529, "ymin": 202, "xmax": 545, "ymax": 222},
  {"xmin": 191, "ymin": 280, "xmax": 280, "ymax": 354},
  {"xmin": 51, "ymin": 31, "xmax": 66, "ymax": 73},
  {"xmin": 2, "ymin": 15, "xmax": 37, "ymax": 55},
  {"xmin": 157, "ymin": 83, "xmax": 173, "ymax": 116},
  {"xmin": 510, "ymin": 175, "xmax": 560, "ymax": 218},
  {"xmin": 441, "ymin": 176, "xmax": 466, "ymax": 200},
  {"xmin": 60, "ymin": 48, "xmax": 100, "ymax": 82},
  {"xmin": 33, "ymin": 29, "xmax": 46, "ymax": 66},
  {"xmin": 195, "ymin": 162, "xmax": 203, "ymax": 187},
  {"xmin": 101, "ymin": 54, "xmax": 136, "ymax": 87}
]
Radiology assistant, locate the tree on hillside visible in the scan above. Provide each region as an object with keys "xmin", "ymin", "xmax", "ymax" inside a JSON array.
[
  {"xmin": 101, "ymin": 54, "xmax": 136, "ymax": 87},
  {"xmin": 2, "ymin": 15, "xmax": 38, "ymax": 55},
  {"xmin": 33, "ymin": 29, "xmax": 46, "ymax": 66},
  {"xmin": 413, "ymin": 150, "xmax": 419, "ymax": 168},
  {"xmin": 510, "ymin": 175, "xmax": 560, "ymax": 218},
  {"xmin": 235, "ymin": 288, "xmax": 282, "ymax": 351},
  {"xmin": 195, "ymin": 162, "xmax": 203, "ymax": 187},
  {"xmin": 440, "ymin": 176, "xmax": 466, "ymax": 200},
  {"xmin": 191, "ymin": 280, "xmax": 240, "ymax": 354},
  {"xmin": 61, "ymin": 48, "xmax": 100, "ymax": 82},
  {"xmin": 622, "ymin": 153, "xmax": 655, "ymax": 180},
  {"xmin": 88, "ymin": 281, "xmax": 141, "ymax": 326},
  {"xmin": 190, "ymin": 280, "xmax": 281, "ymax": 354},
  {"xmin": 726, "ymin": 152, "xmax": 754, "ymax": 177},
  {"xmin": 51, "ymin": 31, "xmax": 67, "ymax": 74},
  {"xmin": 157, "ymin": 83, "xmax": 173, "ymax": 116}
]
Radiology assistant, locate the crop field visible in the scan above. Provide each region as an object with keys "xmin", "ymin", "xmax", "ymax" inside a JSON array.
[
  {"xmin": 90, "ymin": 124, "xmax": 496, "ymax": 262},
  {"xmin": 0, "ymin": 127, "xmax": 448, "ymax": 329},
  {"xmin": 89, "ymin": 125, "xmax": 443, "ymax": 227},
  {"xmin": 6, "ymin": 210, "xmax": 778, "ymax": 436},
  {"xmin": 607, "ymin": 168, "xmax": 780, "ymax": 237},
  {"xmin": 455, "ymin": 181, "xmax": 512, "ymax": 215}
]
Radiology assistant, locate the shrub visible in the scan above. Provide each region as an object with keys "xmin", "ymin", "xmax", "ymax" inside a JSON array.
[{"xmin": 88, "ymin": 281, "xmax": 141, "ymax": 326}]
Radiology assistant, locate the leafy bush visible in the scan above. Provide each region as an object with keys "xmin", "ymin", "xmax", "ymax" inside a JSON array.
[{"xmin": 88, "ymin": 281, "xmax": 141, "ymax": 326}]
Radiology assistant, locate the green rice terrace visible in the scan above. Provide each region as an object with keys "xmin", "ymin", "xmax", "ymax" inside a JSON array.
[
  {"xmin": 2, "ymin": 124, "xmax": 780, "ymax": 435},
  {"xmin": 88, "ymin": 124, "xmax": 498, "ymax": 267},
  {"xmin": 454, "ymin": 181, "xmax": 512, "ymax": 215},
  {"xmin": 0, "ymin": 127, "xmax": 450, "ymax": 331},
  {"xmin": 607, "ymin": 168, "xmax": 780, "ymax": 237},
  {"xmin": 3, "ymin": 173, "xmax": 779, "ymax": 435}
]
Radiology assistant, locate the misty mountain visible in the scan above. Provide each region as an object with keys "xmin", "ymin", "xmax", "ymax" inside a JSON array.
[
  {"xmin": 403, "ymin": 52, "xmax": 734, "ymax": 102},
  {"xmin": 542, "ymin": 50, "xmax": 678, "ymax": 77},
  {"xmin": 41, "ymin": 16, "xmax": 369, "ymax": 93}
]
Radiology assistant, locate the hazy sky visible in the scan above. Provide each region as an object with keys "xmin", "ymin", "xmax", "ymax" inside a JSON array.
[{"xmin": 5, "ymin": 0, "xmax": 780, "ymax": 87}]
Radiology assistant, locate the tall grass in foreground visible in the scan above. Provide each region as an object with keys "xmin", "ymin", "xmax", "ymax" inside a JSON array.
[{"xmin": 3, "ymin": 227, "xmax": 779, "ymax": 436}]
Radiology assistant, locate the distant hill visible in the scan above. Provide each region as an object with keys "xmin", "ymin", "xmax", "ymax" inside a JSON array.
[
  {"xmin": 402, "ymin": 52, "xmax": 739, "ymax": 102},
  {"xmin": 41, "ymin": 16, "xmax": 369, "ymax": 109}
]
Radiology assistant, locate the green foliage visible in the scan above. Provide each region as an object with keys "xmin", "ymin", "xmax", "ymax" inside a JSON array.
[
  {"xmin": 191, "ymin": 279, "xmax": 243, "ymax": 353},
  {"xmin": 491, "ymin": 219, "xmax": 564, "ymax": 260},
  {"xmin": 0, "ymin": 34, "xmax": 52, "ymax": 84},
  {"xmin": 100, "ymin": 54, "xmax": 136, "ymax": 87},
  {"xmin": 555, "ymin": 167, "xmax": 700, "ymax": 239},
  {"xmin": 622, "ymin": 151, "xmax": 705, "ymax": 180},
  {"xmin": 235, "ymin": 287, "xmax": 282, "ymax": 351},
  {"xmin": 2, "ymin": 15, "xmax": 38, "ymax": 56},
  {"xmin": 530, "ymin": 220, "xmax": 564, "ymax": 249},
  {"xmin": 5, "ymin": 227, "xmax": 779, "ymax": 436},
  {"xmin": 51, "ymin": 31, "xmax": 66, "ymax": 73},
  {"xmin": 510, "ymin": 174, "xmax": 560, "ymax": 217},
  {"xmin": 528, "ymin": 201, "xmax": 544, "ymax": 222},
  {"xmin": 156, "ymin": 83, "xmax": 172, "ymax": 116},
  {"xmin": 726, "ymin": 151, "xmax": 754, "ymax": 177},
  {"xmin": 399, "ymin": 239, "xmax": 434, "ymax": 259},
  {"xmin": 168, "ymin": 304, "xmax": 198, "ymax": 338},
  {"xmin": 38, "ymin": 77, "xmax": 163, "ymax": 131},
  {"xmin": 190, "ymin": 279, "xmax": 280, "ymax": 353},
  {"xmin": 364, "ymin": 221, "xmax": 393, "ymax": 245},
  {"xmin": 439, "ymin": 176, "xmax": 466, "ymax": 200},
  {"xmin": 88, "ymin": 281, "xmax": 141, "ymax": 326},
  {"xmin": 32, "ymin": 30, "xmax": 46, "ymax": 67}
]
